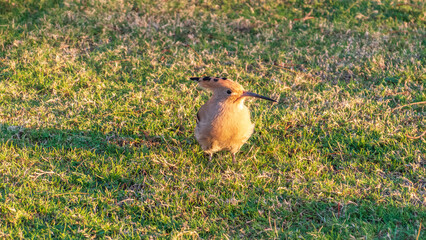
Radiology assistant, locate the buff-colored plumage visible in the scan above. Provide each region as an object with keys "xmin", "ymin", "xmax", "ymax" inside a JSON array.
[{"xmin": 191, "ymin": 76, "xmax": 276, "ymax": 163}]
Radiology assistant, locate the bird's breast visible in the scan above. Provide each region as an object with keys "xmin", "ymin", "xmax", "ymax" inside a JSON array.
[{"xmin": 211, "ymin": 104, "xmax": 253, "ymax": 137}]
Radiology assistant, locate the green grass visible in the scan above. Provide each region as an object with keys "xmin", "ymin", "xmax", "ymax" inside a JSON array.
[{"xmin": 0, "ymin": 0, "xmax": 425, "ymax": 238}]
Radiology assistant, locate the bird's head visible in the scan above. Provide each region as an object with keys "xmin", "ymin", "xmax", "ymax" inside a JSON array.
[{"xmin": 190, "ymin": 76, "xmax": 276, "ymax": 103}]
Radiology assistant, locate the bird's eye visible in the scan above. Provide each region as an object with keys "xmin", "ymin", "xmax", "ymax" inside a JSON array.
[{"xmin": 227, "ymin": 90, "xmax": 232, "ymax": 94}]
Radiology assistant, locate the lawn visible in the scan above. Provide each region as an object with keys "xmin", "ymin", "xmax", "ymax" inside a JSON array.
[{"xmin": 0, "ymin": 0, "xmax": 425, "ymax": 239}]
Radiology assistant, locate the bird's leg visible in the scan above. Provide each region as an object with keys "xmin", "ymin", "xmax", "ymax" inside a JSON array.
[
  {"xmin": 209, "ymin": 153, "xmax": 213, "ymax": 161},
  {"xmin": 232, "ymin": 153, "xmax": 236, "ymax": 164}
]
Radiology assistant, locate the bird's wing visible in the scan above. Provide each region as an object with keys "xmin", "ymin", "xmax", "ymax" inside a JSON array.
[
  {"xmin": 196, "ymin": 103, "xmax": 209, "ymax": 125},
  {"xmin": 196, "ymin": 101, "xmax": 214, "ymax": 125}
]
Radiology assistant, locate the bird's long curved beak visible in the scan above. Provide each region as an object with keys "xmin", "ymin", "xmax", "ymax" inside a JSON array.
[{"xmin": 241, "ymin": 91, "xmax": 277, "ymax": 102}]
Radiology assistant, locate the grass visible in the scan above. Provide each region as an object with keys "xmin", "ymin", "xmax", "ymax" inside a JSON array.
[{"xmin": 0, "ymin": 0, "xmax": 425, "ymax": 238}]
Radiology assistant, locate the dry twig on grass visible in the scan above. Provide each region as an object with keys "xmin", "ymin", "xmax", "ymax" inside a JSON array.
[
  {"xmin": 416, "ymin": 222, "xmax": 422, "ymax": 240},
  {"xmin": 391, "ymin": 101, "xmax": 426, "ymax": 113},
  {"xmin": 406, "ymin": 130, "xmax": 426, "ymax": 140},
  {"xmin": 294, "ymin": 9, "xmax": 314, "ymax": 22}
]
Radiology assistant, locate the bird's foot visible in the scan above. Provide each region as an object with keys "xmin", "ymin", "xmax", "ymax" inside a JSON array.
[
  {"xmin": 232, "ymin": 153, "xmax": 236, "ymax": 165},
  {"xmin": 204, "ymin": 152, "xmax": 213, "ymax": 161}
]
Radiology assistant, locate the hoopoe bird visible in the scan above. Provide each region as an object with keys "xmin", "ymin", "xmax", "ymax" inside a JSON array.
[{"xmin": 191, "ymin": 76, "xmax": 276, "ymax": 164}]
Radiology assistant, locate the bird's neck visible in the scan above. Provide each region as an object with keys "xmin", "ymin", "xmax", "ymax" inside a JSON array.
[{"xmin": 217, "ymin": 97, "xmax": 247, "ymax": 111}]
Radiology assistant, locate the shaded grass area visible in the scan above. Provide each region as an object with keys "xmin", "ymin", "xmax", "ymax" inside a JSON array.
[{"xmin": 0, "ymin": 0, "xmax": 425, "ymax": 238}]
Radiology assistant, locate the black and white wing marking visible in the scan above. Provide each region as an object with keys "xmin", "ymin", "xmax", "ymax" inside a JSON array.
[{"xmin": 196, "ymin": 111, "xmax": 200, "ymax": 124}]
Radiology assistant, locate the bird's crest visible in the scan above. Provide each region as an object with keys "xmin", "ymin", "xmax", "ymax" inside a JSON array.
[{"xmin": 190, "ymin": 76, "xmax": 245, "ymax": 93}]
